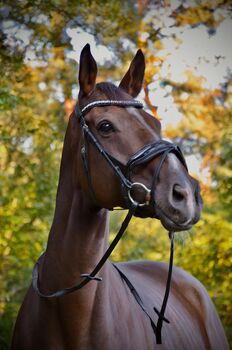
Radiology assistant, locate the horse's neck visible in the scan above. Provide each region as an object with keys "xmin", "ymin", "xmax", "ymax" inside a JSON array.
[{"xmin": 40, "ymin": 121, "xmax": 109, "ymax": 294}]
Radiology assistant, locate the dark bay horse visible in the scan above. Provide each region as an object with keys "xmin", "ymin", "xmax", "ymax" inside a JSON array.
[{"xmin": 12, "ymin": 45, "xmax": 228, "ymax": 349}]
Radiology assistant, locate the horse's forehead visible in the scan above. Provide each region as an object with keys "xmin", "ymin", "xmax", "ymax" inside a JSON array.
[
  {"xmin": 126, "ymin": 107, "xmax": 160, "ymax": 140},
  {"xmin": 84, "ymin": 103, "xmax": 160, "ymax": 141}
]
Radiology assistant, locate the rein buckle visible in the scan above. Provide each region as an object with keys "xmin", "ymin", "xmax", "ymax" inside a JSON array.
[{"xmin": 80, "ymin": 273, "xmax": 102, "ymax": 282}]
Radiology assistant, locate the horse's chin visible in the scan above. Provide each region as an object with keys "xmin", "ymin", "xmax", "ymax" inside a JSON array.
[
  {"xmin": 134, "ymin": 205, "xmax": 193, "ymax": 232},
  {"xmin": 156, "ymin": 207, "xmax": 193, "ymax": 232},
  {"xmin": 159, "ymin": 216, "xmax": 193, "ymax": 232}
]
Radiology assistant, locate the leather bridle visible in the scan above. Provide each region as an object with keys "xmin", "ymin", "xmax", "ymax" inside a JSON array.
[
  {"xmin": 32, "ymin": 98, "xmax": 188, "ymax": 344},
  {"xmin": 76, "ymin": 99, "xmax": 187, "ymax": 209}
]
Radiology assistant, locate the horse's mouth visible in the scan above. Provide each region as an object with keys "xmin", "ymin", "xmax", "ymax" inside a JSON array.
[
  {"xmin": 134, "ymin": 204, "xmax": 193, "ymax": 232},
  {"xmin": 155, "ymin": 205, "xmax": 193, "ymax": 232}
]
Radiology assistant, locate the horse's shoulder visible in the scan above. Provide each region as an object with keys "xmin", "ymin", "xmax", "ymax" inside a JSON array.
[
  {"xmin": 115, "ymin": 260, "xmax": 210, "ymax": 308},
  {"xmin": 114, "ymin": 260, "xmax": 229, "ymax": 349},
  {"xmin": 115, "ymin": 259, "xmax": 196, "ymax": 282}
]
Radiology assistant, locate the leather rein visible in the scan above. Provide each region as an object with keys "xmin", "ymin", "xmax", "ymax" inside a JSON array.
[{"xmin": 32, "ymin": 99, "xmax": 188, "ymax": 344}]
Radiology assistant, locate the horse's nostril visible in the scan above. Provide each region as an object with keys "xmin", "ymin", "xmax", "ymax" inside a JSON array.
[{"xmin": 172, "ymin": 184, "xmax": 186, "ymax": 202}]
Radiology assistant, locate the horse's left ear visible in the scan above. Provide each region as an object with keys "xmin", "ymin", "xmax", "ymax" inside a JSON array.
[
  {"xmin": 78, "ymin": 44, "xmax": 97, "ymax": 97},
  {"xmin": 119, "ymin": 49, "xmax": 145, "ymax": 97}
]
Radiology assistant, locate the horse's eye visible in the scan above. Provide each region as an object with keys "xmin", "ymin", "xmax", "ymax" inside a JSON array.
[{"xmin": 97, "ymin": 120, "xmax": 115, "ymax": 134}]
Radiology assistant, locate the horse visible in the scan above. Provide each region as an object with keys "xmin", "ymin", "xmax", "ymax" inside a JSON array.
[{"xmin": 11, "ymin": 44, "xmax": 229, "ymax": 350}]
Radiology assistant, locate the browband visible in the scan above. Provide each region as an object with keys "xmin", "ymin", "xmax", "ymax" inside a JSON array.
[{"xmin": 77, "ymin": 99, "xmax": 143, "ymax": 116}]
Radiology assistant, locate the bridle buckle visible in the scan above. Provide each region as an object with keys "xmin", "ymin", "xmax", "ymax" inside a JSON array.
[{"xmin": 128, "ymin": 182, "xmax": 151, "ymax": 207}]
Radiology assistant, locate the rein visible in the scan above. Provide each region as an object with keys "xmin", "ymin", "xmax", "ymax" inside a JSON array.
[
  {"xmin": 33, "ymin": 204, "xmax": 137, "ymax": 297},
  {"xmin": 32, "ymin": 99, "xmax": 188, "ymax": 344}
]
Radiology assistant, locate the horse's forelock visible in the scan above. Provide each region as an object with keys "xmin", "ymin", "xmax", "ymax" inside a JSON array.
[{"xmin": 96, "ymin": 82, "xmax": 131, "ymax": 101}]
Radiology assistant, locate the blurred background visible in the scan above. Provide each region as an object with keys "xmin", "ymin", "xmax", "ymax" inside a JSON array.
[{"xmin": 0, "ymin": 1, "xmax": 231, "ymax": 348}]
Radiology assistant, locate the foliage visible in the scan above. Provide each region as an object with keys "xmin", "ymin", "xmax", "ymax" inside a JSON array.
[
  {"xmin": 0, "ymin": 60, "xmax": 65, "ymax": 348},
  {"xmin": 0, "ymin": 0, "xmax": 231, "ymax": 348}
]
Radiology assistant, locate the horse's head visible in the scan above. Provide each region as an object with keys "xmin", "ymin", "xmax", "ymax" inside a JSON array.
[{"xmin": 74, "ymin": 44, "xmax": 203, "ymax": 232}]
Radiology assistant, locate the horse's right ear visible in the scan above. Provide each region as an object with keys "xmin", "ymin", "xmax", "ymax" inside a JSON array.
[
  {"xmin": 119, "ymin": 49, "xmax": 145, "ymax": 97},
  {"xmin": 78, "ymin": 44, "xmax": 97, "ymax": 97}
]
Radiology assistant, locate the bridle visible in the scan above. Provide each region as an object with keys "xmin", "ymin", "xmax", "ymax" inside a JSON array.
[
  {"xmin": 76, "ymin": 99, "xmax": 187, "ymax": 209},
  {"xmin": 32, "ymin": 98, "xmax": 188, "ymax": 344}
]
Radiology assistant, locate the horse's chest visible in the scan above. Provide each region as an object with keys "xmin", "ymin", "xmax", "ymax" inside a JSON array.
[
  {"xmin": 82, "ymin": 310, "xmax": 206, "ymax": 350},
  {"xmin": 82, "ymin": 291, "xmax": 207, "ymax": 350}
]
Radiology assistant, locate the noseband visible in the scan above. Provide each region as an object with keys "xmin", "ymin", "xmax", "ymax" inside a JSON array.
[{"xmin": 32, "ymin": 98, "xmax": 188, "ymax": 344}]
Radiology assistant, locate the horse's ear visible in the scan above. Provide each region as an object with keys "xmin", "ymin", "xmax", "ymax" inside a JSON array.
[
  {"xmin": 78, "ymin": 44, "xmax": 97, "ymax": 97},
  {"xmin": 119, "ymin": 49, "xmax": 145, "ymax": 97}
]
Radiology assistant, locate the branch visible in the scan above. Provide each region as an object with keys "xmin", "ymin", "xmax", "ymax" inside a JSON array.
[{"xmin": 143, "ymin": 82, "xmax": 159, "ymax": 119}]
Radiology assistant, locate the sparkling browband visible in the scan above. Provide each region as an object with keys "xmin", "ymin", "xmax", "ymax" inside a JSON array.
[{"xmin": 80, "ymin": 99, "xmax": 143, "ymax": 116}]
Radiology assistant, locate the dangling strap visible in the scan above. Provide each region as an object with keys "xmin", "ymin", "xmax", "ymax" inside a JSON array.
[
  {"xmin": 32, "ymin": 204, "xmax": 137, "ymax": 298},
  {"xmin": 155, "ymin": 231, "xmax": 174, "ymax": 344},
  {"xmin": 113, "ymin": 264, "xmax": 159, "ymax": 334},
  {"xmin": 113, "ymin": 231, "xmax": 174, "ymax": 345}
]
